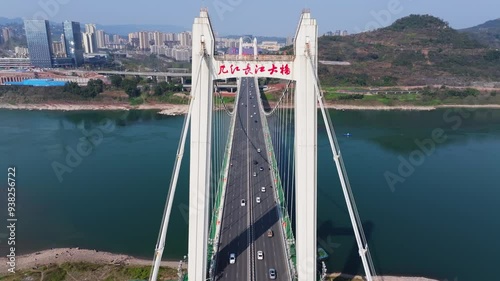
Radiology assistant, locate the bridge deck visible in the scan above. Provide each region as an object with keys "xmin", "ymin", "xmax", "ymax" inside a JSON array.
[{"xmin": 214, "ymin": 77, "xmax": 290, "ymax": 281}]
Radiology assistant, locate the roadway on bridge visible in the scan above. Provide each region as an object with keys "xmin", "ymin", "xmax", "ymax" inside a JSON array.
[{"xmin": 214, "ymin": 77, "xmax": 290, "ymax": 281}]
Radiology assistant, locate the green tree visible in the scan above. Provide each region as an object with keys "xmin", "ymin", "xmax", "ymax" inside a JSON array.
[
  {"xmin": 82, "ymin": 79, "xmax": 104, "ymax": 98},
  {"xmin": 110, "ymin": 75, "xmax": 123, "ymax": 88},
  {"xmin": 122, "ymin": 79, "xmax": 140, "ymax": 97},
  {"xmin": 484, "ymin": 50, "xmax": 500, "ymax": 62},
  {"xmin": 63, "ymin": 82, "xmax": 81, "ymax": 95}
]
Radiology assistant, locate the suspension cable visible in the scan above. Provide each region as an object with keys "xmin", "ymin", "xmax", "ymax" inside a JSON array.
[
  {"xmin": 206, "ymin": 57, "xmax": 235, "ymax": 116},
  {"xmin": 305, "ymin": 54, "xmax": 377, "ymax": 280},
  {"xmin": 264, "ymin": 80, "xmax": 292, "ymax": 116},
  {"xmin": 285, "ymin": 85, "xmax": 294, "ymax": 229},
  {"xmin": 214, "ymin": 81, "xmax": 234, "ymax": 116},
  {"xmin": 149, "ymin": 54, "xmax": 204, "ymax": 281}
]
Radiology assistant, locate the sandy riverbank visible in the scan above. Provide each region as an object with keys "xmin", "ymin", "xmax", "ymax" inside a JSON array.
[
  {"xmin": 2, "ymin": 102, "xmax": 500, "ymax": 114},
  {"xmin": 0, "ymin": 248, "xmax": 441, "ymax": 281},
  {"xmin": 0, "ymin": 102, "xmax": 189, "ymax": 116},
  {"xmin": 0, "ymin": 248, "xmax": 183, "ymax": 272},
  {"xmin": 0, "ymin": 249, "xmax": 439, "ymax": 281}
]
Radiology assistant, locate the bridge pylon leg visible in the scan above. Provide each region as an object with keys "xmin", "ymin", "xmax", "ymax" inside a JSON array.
[
  {"xmin": 293, "ymin": 10, "xmax": 318, "ymax": 281},
  {"xmin": 189, "ymin": 8, "xmax": 215, "ymax": 281}
]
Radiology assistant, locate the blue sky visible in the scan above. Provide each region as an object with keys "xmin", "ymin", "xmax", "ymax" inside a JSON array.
[{"xmin": 1, "ymin": 0, "xmax": 499, "ymax": 36}]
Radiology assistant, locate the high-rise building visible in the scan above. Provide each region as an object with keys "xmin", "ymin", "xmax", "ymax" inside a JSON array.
[
  {"xmin": 178, "ymin": 32, "xmax": 192, "ymax": 47},
  {"xmin": 60, "ymin": 34, "xmax": 66, "ymax": 55},
  {"xmin": 165, "ymin": 33, "xmax": 176, "ymax": 42},
  {"xmin": 153, "ymin": 31, "xmax": 164, "ymax": 46},
  {"xmin": 85, "ymin": 23, "xmax": 96, "ymax": 34},
  {"xmin": 113, "ymin": 34, "xmax": 120, "ymax": 44},
  {"xmin": 2, "ymin": 28, "xmax": 11, "ymax": 43},
  {"xmin": 63, "ymin": 21, "xmax": 84, "ymax": 66},
  {"xmin": 138, "ymin": 31, "xmax": 149, "ymax": 50},
  {"xmin": 82, "ymin": 32, "xmax": 95, "ymax": 53},
  {"xmin": 84, "ymin": 24, "xmax": 97, "ymax": 53},
  {"xmin": 96, "ymin": 30, "xmax": 106, "ymax": 49},
  {"xmin": 24, "ymin": 19, "xmax": 53, "ymax": 68},
  {"xmin": 52, "ymin": 41, "xmax": 66, "ymax": 57},
  {"xmin": 128, "ymin": 32, "xmax": 138, "ymax": 42},
  {"xmin": 14, "ymin": 47, "xmax": 29, "ymax": 58}
]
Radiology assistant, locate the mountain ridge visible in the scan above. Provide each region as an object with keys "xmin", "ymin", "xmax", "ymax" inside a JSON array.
[
  {"xmin": 460, "ymin": 18, "xmax": 500, "ymax": 48},
  {"xmin": 317, "ymin": 14, "xmax": 500, "ymax": 87}
]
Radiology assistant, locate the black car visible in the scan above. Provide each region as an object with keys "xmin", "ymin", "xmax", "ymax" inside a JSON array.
[{"xmin": 269, "ymin": 268, "xmax": 276, "ymax": 279}]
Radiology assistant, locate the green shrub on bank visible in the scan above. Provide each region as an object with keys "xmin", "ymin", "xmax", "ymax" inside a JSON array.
[
  {"xmin": 43, "ymin": 267, "xmax": 66, "ymax": 281},
  {"xmin": 338, "ymin": 94, "xmax": 365, "ymax": 100},
  {"xmin": 63, "ymin": 79, "xmax": 104, "ymax": 98}
]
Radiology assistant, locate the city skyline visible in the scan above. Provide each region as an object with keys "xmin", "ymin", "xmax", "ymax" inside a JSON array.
[{"xmin": 1, "ymin": 0, "xmax": 499, "ymax": 36}]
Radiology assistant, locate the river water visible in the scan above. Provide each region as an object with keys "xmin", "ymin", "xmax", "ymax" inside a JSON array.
[{"xmin": 0, "ymin": 108, "xmax": 499, "ymax": 281}]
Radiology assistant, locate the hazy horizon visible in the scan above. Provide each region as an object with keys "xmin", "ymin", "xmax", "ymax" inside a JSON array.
[{"xmin": 1, "ymin": 0, "xmax": 499, "ymax": 36}]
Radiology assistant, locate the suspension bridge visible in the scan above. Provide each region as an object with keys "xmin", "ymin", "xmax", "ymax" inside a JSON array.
[{"xmin": 148, "ymin": 9, "xmax": 377, "ymax": 281}]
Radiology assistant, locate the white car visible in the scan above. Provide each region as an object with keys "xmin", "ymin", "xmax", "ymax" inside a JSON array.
[
  {"xmin": 256, "ymin": 197, "xmax": 261, "ymax": 203},
  {"xmin": 253, "ymin": 172, "xmax": 257, "ymax": 177},
  {"xmin": 257, "ymin": 148, "xmax": 261, "ymax": 153},
  {"xmin": 261, "ymin": 186, "xmax": 266, "ymax": 193},
  {"xmin": 241, "ymin": 199, "xmax": 246, "ymax": 206},
  {"xmin": 257, "ymin": 251, "xmax": 263, "ymax": 260},
  {"xmin": 229, "ymin": 253, "xmax": 236, "ymax": 264}
]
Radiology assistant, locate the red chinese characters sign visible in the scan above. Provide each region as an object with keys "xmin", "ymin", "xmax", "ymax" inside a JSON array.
[{"xmin": 217, "ymin": 63, "xmax": 291, "ymax": 77}]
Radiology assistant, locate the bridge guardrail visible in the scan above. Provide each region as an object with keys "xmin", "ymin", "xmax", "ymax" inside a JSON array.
[
  {"xmin": 206, "ymin": 79, "xmax": 240, "ymax": 280},
  {"xmin": 255, "ymin": 77, "xmax": 297, "ymax": 280}
]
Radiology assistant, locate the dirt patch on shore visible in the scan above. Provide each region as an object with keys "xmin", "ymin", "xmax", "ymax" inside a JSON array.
[
  {"xmin": 0, "ymin": 102, "xmax": 189, "ymax": 115},
  {"xmin": 0, "ymin": 248, "xmax": 182, "ymax": 272},
  {"xmin": 2, "ymin": 101, "xmax": 500, "ymax": 115}
]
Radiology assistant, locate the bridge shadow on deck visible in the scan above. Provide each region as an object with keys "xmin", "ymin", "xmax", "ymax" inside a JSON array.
[{"xmin": 214, "ymin": 205, "xmax": 280, "ymax": 278}]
